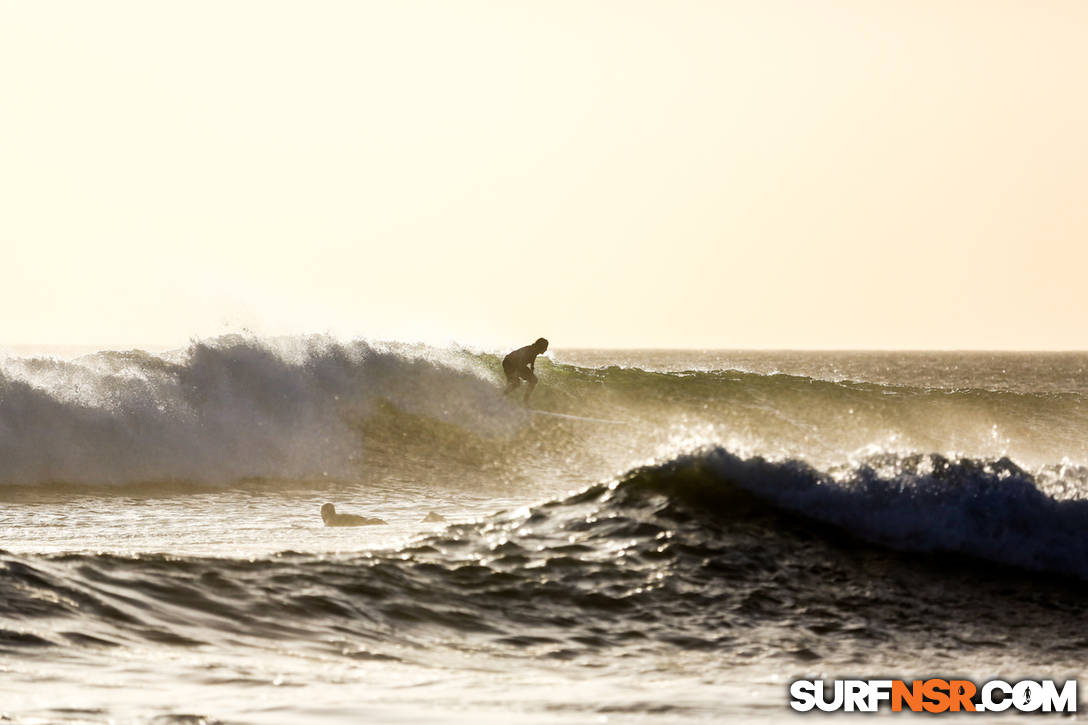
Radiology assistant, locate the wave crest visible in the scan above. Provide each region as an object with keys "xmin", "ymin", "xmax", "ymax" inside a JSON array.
[
  {"xmin": 603, "ymin": 448, "xmax": 1088, "ymax": 579},
  {"xmin": 0, "ymin": 335, "xmax": 511, "ymax": 486}
]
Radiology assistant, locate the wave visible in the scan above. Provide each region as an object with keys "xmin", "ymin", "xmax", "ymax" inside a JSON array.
[
  {"xmin": 607, "ymin": 448, "xmax": 1088, "ymax": 579},
  {"xmin": 4, "ymin": 449, "xmax": 1088, "ymax": 668},
  {"xmin": 1, "ymin": 335, "xmax": 1086, "ymax": 488},
  {"xmin": 0, "ymin": 335, "xmax": 518, "ymax": 487}
]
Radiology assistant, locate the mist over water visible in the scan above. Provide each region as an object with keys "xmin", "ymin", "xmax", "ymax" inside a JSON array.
[{"xmin": 2, "ymin": 336, "xmax": 1087, "ymax": 722}]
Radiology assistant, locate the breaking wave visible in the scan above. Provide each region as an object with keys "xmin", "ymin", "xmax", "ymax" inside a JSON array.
[
  {"xmin": 3, "ymin": 449, "xmax": 1087, "ymax": 669},
  {"xmin": 611, "ymin": 448, "xmax": 1088, "ymax": 579},
  {"xmin": 0, "ymin": 334, "xmax": 1085, "ymax": 488},
  {"xmin": 0, "ymin": 335, "xmax": 514, "ymax": 486}
]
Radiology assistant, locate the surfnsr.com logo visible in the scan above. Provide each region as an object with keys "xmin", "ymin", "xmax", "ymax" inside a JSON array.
[{"xmin": 789, "ymin": 679, "xmax": 1077, "ymax": 713}]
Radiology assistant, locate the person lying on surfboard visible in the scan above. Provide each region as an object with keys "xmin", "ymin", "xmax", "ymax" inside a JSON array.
[
  {"xmin": 502, "ymin": 337, "xmax": 548, "ymax": 402},
  {"xmin": 320, "ymin": 503, "xmax": 386, "ymax": 527}
]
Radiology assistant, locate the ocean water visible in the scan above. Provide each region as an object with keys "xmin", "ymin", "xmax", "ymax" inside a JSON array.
[{"xmin": 1, "ymin": 336, "xmax": 1087, "ymax": 723}]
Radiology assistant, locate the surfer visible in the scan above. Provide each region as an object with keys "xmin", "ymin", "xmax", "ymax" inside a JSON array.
[
  {"xmin": 320, "ymin": 503, "xmax": 386, "ymax": 527},
  {"xmin": 502, "ymin": 337, "xmax": 549, "ymax": 402}
]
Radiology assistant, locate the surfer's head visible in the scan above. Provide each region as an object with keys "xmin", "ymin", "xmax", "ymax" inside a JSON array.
[
  {"xmin": 321, "ymin": 503, "xmax": 336, "ymax": 524},
  {"xmin": 534, "ymin": 337, "xmax": 549, "ymax": 353}
]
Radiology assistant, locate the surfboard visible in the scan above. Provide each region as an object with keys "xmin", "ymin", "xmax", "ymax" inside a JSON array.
[{"xmin": 530, "ymin": 409, "xmax": 627, "ymax": 425}]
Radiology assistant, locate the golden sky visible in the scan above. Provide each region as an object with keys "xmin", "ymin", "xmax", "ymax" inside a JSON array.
[{"xmin": 2, "ymin": 1, "xmax": 1085, "ymax": 349}]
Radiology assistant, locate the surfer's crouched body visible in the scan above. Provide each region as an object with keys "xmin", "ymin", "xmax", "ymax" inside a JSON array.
[
  {"xmin": 321, "ymin": 503, "xmax": 386, "ymax": 527},
  {"xmin": 502, "ymin": 337, "xmax": 548, "ymax": 402}
]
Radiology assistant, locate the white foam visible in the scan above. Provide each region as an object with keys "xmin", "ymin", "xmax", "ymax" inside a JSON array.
[{"xmin": 0, "ymin": 335, "xmax": 515, "ymax": 486}]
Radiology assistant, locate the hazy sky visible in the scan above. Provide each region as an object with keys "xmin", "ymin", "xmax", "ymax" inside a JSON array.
[{"xmin": 2, "ymin": 1, "xmax": 1085, "ymax": 349}]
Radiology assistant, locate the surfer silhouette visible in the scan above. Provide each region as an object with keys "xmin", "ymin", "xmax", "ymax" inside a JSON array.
[{"xmin": 502, "ymin": 337, "xmax": 549, "ymax": 402}]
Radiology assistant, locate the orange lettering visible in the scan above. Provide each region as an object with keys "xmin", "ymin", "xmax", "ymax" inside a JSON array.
[
  {"xmin": 948, "ymin": 680, "xmax": 976, "ymax": 712},
  {"xmin": 922, "ymin": 679, "xmax": 951, "ymax": 713},
  {"xmin": 892, "ymin": 680, "xmax": 924, "ymax": 712}
]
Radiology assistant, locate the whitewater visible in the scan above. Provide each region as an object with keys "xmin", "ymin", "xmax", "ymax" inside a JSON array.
[{"xmin": 2, "ymin": 336, "xmax": 1087, "ymax": 723}]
